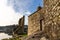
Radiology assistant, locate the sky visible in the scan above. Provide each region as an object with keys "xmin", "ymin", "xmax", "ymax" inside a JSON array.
[
  {"xmin": 0, "ymin": 0, "xmax": 43, "ymax": 26},
  {"xmin": 8, "ymin": 0, "xmax": 43, "ymax": 14}
]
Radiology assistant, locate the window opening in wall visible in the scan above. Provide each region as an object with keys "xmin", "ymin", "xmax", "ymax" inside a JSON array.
[{"xmin": 40, "ymin": 19, "xmax": 43, "ymax": 31}]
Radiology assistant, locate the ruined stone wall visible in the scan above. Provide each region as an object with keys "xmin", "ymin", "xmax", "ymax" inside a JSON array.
[
  {"xmin": 18, "ymin": 16, "xmax": 25, "ymax": 34},
  {"xmin": 28, "ymin": 11, "xmax": 40, "ymax": 35},
  {"xmin": 27, "ymin": 0, "xmax": 60, "ymax": 40},
  {"xmin": 44, "ymin": 0, "xmax": 60, "ymax": 40},
  {"xmin": 13, "ymin": 16, "xmax": 25, "ymax": 35},
  {"xmin": 28, "ymin": 7, "xmax": 44, "ymax": 35}
]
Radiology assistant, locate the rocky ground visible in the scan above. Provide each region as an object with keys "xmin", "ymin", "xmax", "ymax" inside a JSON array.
[{"xmin": 23, "ymin": 30, "xmax": 50, "ymax": 40}]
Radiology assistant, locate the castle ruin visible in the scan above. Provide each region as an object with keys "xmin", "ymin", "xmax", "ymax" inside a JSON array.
[
  {"xmin": 27, "ymin": 0, "xmax": 60, "ymax": 40},
  {"xmin": 28, "ymin": 7, "xmax": 44, "ymax": 35},
  {"xmin": 13, "ymin": 16, "xmax": 25, "ymax": 35}
]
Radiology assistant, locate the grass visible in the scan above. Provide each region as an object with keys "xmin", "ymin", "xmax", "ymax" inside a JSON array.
[{"xmin": 22, "ymin": 33, "xmax": 27, "ymax": 37}]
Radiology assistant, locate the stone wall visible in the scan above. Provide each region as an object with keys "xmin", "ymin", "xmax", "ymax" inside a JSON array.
[
  {"xmin": 13, "ymin": 16, "xmax": 25, "ymax": 35},
  {"xmin": 44, "ymin": 0, "xmax": 60, "ymax": 40},
  {"xmin": 18, "ymin": 16, "xmax": 25, "ymax": 33},
  {"xmin": 28, "ymin": 7, "xmax": 44, "ymax": 35}
]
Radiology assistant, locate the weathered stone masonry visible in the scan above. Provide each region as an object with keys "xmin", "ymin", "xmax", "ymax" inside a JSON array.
[
  {"xmin": 28, "ymin": 0, "xmax": 60, "ymax": 40},
  {"xmin": 44, "ymin": 0, "xmax": 60, "ymax": 40},
  {"xmin": 28, "ymin": 7, "xmax": 45, "ymax": 35},
  {"xmin": 13, "ymin": 16, "xmax": 25, "ymax": 35}
]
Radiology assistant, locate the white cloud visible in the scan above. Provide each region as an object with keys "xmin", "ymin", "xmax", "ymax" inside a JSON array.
[
  {"xmin": 25, "ymin": 16, "xmax": 28, "ymax": 25},
  {"xmin": 7, "ymin": 0, "xmax": 33, "ymax": 25},
  {"xmin": 24, "ymin": 12, "xmax": 31, "ymax": 25},
  {"xmin": 0, "ymin": 0, "xmax": 23, "ymax": 26},
  {"xmin": 8, "ymin": 0, "xmax": 32, "ymax": 15}
]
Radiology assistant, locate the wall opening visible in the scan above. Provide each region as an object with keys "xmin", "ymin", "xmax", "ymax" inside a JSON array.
[{"xmin": 40, "ymin": 19, "xmax": 43, "ymax": 31}]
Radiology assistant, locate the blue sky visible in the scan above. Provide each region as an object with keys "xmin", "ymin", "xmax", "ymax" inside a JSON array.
[
  {"xmin": 0, "ymin": 0, "xmax": 43, "ymax": 26},
  {"xmin": 7, "ymin": 0, "xmax": 43, "ymax": 25},
  {"xmin": 8, "ymin": 0, "xmax": 43, "ymax": 15}
]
